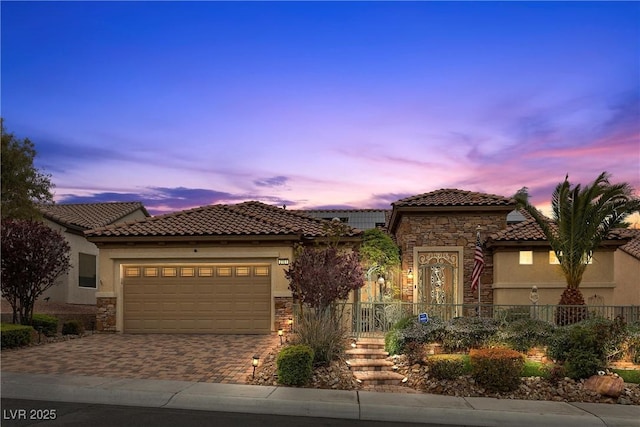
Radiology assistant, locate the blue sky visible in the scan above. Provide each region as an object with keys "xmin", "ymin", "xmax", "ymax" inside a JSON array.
[{"xmin": 2, "ymin": 1, "xmax": 639, "ymax": 221}]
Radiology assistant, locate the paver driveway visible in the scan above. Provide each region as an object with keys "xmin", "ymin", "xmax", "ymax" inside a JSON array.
[{"xmin": 0, "ymin": 333, "xmax": 280, "ymax": 384}]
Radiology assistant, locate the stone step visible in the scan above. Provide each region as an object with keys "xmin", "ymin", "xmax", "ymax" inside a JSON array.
[
  {"xmin": 346, "ymin": 358, "xmax": 395, "ymax": 371},
  {"xmin": 353, "ymin": 338, "xmax": 385, "ymax": 349},
  {"xmin": 345, "ymin": 348, "xmax": 388, "ymax": 359},
  {"xmin": 353, "ymin": 370, "xmax": 407, "ymax": 385}
]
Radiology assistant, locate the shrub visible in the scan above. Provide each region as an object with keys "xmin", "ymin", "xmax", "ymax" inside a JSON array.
[
  {"xmin": 30, "ymin": 314, "xmax": 58, "ymax": 337},
  {"xmin": 497, "ymin": 318, "xmax": 556, "ymax": 352},
  {"xmin": 442, "ymin": 317, "xmax": 499, "ymax": 353},
  {"xmin": 276, "ymin": 344, "xmax": 314, "ymax": 386},
  {"xmin": 392, "ymin": 315, "xmax": 415, "ymax": 331},
  {"xmin": 403, "ymin": 317, "xmax": 446, "ymax": 344},
  {"xmin": 61, "ymin": 320, "xmax": 84, "ymax": 336},
  {"xmin": 470, "ymin": 347, "xmax": 525, "ymax": 392},
  {"xmin": 1, "ymin": 323, "xmax": 33, "ymax": 348},
  {"xmin": 384, "ymin": 328, "xmax": 403, "ymax": 355},
  {"xmin": 546, "ymin": 316, "xmax": 626, "ymax": 379},
  {"xmin": 543, "ymin": 364, "xmax": 567, "ymax": 385},
  {"xmin": 426, "ymin": 355, "xmax": 466, "ymax": 380},
  {"xmin": 291, "ymin": 308, "xmax": 347, "ymax": 366}
]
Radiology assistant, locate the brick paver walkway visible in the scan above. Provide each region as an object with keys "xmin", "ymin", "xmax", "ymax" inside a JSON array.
[{"xmin": 1, "ymin": 333, "xmax": 280, "ymax": 384}]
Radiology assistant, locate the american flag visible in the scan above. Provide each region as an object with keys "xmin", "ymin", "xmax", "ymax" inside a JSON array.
[{"xmin": 471, "ymin": 232, "xmax": 484, "ymax": 292}]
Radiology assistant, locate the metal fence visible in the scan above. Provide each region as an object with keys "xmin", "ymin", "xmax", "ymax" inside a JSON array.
[{"xmin": 292, "ymin": 302, "xmax": 640, "ymax": 338}]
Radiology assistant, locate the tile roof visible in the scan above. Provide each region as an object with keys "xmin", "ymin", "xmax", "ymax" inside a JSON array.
[
  {"xmin": 393, "ymin": 189, "xmax": 515, "ymax": 208},
  {"xmin": 85, "ymin": 201, "xmax": 362, "ymax": 239},
  {"xmin": 488, "ymin": 219, "xmax": 634, "ymax": 248},
  {"xmin": 40, "ymin": 202, "xmax": 149, "ymax": 230},
  {"xmin": 617, "ymin": 229, "xmax": 640, "ymax": 260}
]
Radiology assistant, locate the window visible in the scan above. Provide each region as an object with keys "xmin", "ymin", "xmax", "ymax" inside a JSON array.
[
  {"xmin": 162, "ymin": 267, "xmax": 177, "ymax": 277},
  {"xmin": 79, "ymin": 253, "xmax": 97, "ymax": 288},
  {"xmin": 519, "ymin": 251, "xmax": 533, "ymax": 265},
  {"xmin": 549, "ymin": 251, "xmax": 592, "ymax": 265}
]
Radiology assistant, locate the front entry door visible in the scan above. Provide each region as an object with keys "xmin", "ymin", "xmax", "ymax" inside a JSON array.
[{"xmin": 413, "ymin": 250, "xmax": 461, "ymax": 319}]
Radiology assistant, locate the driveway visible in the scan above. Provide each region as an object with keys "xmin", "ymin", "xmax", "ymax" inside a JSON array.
[{"xmin": 0, "ymin": 334, "xmax": 280, "ymax": 384}]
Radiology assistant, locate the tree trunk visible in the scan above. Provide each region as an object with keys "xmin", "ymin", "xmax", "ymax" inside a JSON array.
[{"xmin": 556, "ymin": 288, "xmax": 587, "ymax": 326}]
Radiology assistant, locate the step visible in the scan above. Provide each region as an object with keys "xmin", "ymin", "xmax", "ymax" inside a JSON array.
[
  {"xmin": 353, "ymin": 370, "xmax": 406, "ymax": 385},
  {"xmin": 353, "ymin": 338, "xmax": 385, "ymax": 349},
  {"xmin": 346, "ymin": 358, "xmax": 395, "ymax": 371},
  {"xmin": 345, "ymin": 348, "xmax": 388, "ymax": 359}
]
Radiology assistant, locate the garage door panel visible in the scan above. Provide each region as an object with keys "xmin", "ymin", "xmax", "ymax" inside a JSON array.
[{"xmin": 124, "ymin": 264, "xmax": 271, "ymax": 333}]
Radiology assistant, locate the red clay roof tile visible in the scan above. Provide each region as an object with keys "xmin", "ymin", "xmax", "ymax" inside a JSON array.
[
  {"xmin": 85, "ymin": 201, "xmax": 361, "ymax": 239},
  {"xmin": 40, "ymin": 202, "xmax": 149, "ymax": 230},
  {"xmin": 393, "ymin": 189, "xmax": 514, "ymax": 208}
]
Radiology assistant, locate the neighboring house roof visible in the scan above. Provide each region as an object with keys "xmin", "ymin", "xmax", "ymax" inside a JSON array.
[
  {"xmin": 85, "ymin": 201, "xmax": 362, "ymax": 242},
  {"xmin": 298, "ymin": 209, "xmax": 389, "ymax": 230},
  {"xmin": 617, "ymin": 229, "xmax": 640, "ymax": 260},
  {"xmin": 40, "ymin": 202, "xmax": 150, "ymax": 232},
  {"xmin": 486, "ymin": 219, "xmax": 632, "ymax": 249},
  {"xmin": 389, "ymin": 189, "xmax": 516, "ymax": 233}
]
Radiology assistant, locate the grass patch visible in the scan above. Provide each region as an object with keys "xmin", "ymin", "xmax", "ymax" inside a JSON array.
[
  {"xmin": 612, "ymin": 369, "xmax": 640, "ymax": 384},
  {"xmin": 522, "ymin": 360, "xmax": 550, "ymax": 378}
]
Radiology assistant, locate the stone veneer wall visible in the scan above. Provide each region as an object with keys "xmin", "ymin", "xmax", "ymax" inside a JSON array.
[
  {"xmin": 96, "ymin": 297, "xmax": 117, "ymax": 332},
  {"xmin": 274, "ymin": 296, "xmax": 293, "ymax": 332},
  {"xmin": 395, "ymin": 211, "xmax": 508, "ymax": 305}
]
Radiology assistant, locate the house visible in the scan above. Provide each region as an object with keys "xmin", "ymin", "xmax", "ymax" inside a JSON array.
[
  {"xmin": 85, "ymin": 191, "xmax": 638, "ymax": 335},
  {"xmin": 387, "ymin": 189, "xmax": 639, "ymax": 313},
  {"xmin": 40, "ymin": 202, "xmax": 150, "ymax": 305},
  {"xmin": 85, "ymin": 201, "xmax": 361, "ymax": 333}
]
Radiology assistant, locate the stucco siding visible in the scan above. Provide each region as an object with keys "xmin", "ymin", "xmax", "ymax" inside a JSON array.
[
  {"xmin": 41, "ymin": 219, "xmax": 99, "ymax": 305},
  {"xmin": 492, "ymin": 249, "xmax": 627, "ymax": 306},
  {"xmin": 613, "ymin": 250, "xmax": 640, "ymax": 306}
]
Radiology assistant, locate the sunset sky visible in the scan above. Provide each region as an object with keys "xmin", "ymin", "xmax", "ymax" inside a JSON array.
[{"xmin": 2, "ymin": 2, "xmax": 639, "ymax": 221}]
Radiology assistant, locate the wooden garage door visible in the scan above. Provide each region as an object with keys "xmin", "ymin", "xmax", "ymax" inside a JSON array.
[{"xmin": 123, "ymin": 264, "xmax": 271, "ymax": 334}]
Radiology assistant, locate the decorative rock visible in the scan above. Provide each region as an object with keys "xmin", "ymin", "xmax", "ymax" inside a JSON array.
[{"xmin": 584, "ymin": 375, "xmax": 625, "ymax": 398}]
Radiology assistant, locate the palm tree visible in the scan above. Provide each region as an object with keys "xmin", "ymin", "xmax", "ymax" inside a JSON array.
[{"xmin": 516, "ymin": 172, "xmax": 639, "ymax": 323}]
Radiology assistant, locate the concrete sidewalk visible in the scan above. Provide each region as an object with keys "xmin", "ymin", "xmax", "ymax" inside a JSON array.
[{"xmin": 2, "ymin": 372, "xmax": 639, "ymax": 427}]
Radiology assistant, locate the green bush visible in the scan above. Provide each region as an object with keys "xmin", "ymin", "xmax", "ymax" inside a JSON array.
[
  {"xmin": 30, "ymin": 314, "xmax": 58, "ymax": 337},
  {"xmin": 546, "ymin": 317, "xmax": 627, "ymax": 379},
  {"xmin": 1, "ymin": 323, "xmax": 34, "ymax": 348},
  {"xmin": 62, "ymin": 320, "xmax": 84, "ymax": 336},
  {"xmin": 442, "ymin": 317, "xmax": 499, "ymax": 352},
  {"xmin": 384, "ymin": 328, "xmax": 404, "ymax": 355},
  {"xmin": 392, "ymin": 315, "xmax": 415, "ymax": 331},
  {"xmin": 426, "ymin": 355, "xmax": 467, "ymax": 380},
  {"xmin": 291, "ymin": 309, "xmax": 348, "ymax": 366},
  {"xmin": 403, "ymin": 317, "xmax": 446, "ymax": 344},
  {"xmin": 497, "ymin": 318, "xmax": 556, "ymax": 352},
  {"xmin": 470, "ymin": 347, "xmax": 525, "ymax": 392},
  {"xmin": 277, "ymin": 344, "xmax": 314, "ymax": 386}
]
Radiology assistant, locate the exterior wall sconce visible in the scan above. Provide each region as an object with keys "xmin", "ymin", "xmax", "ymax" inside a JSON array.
[
  {"xmin": 407, "ymin": 268, "xmax": 413, "ymax": 280},
  {"xmin": 278, "ymin": 258, "xmax": 289, "ymax": 265},
  {"xmin": 252, "ymin": 355, "xmax": 260, "ymax": 378},
  {"xmin": 278, "ymin": 328, "xmax": 284, "ymax": 345}
]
